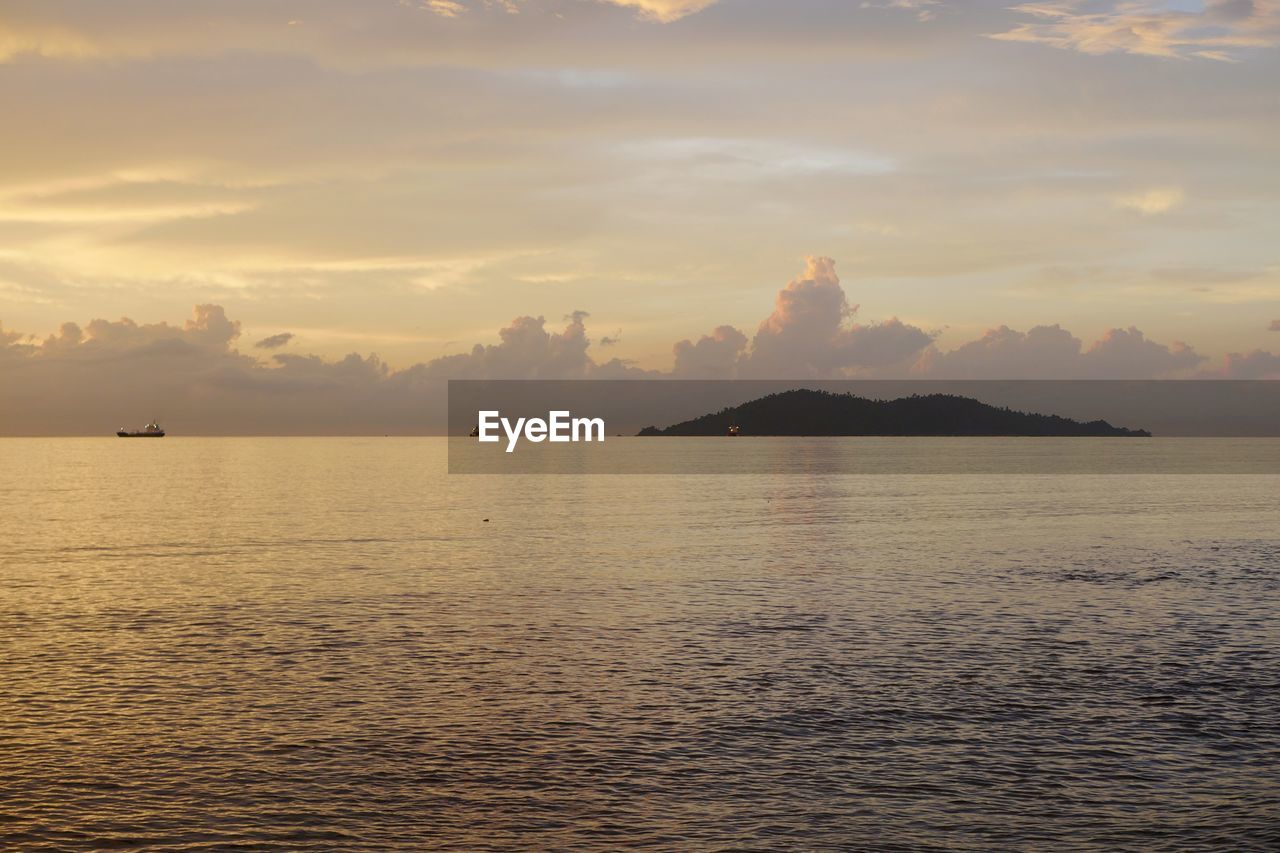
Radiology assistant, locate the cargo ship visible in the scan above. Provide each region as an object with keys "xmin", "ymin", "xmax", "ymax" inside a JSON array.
[{"xmin": 117, "ymin": 422, "xmax": 165, "ymax": 437}]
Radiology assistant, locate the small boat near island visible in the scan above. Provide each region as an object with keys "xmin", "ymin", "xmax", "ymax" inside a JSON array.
[
  {"xmin": 117, "ymin": 422, "xmax": 165, "ymax": 438},
  {"xmin": 728, "ymin": 424, "xmax": 741, "ymax": 436}
]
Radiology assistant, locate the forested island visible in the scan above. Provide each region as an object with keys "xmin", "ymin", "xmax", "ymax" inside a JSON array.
[{"xmin": 637, "ymin": 390, "xmax": 1151, "ymax": 437}]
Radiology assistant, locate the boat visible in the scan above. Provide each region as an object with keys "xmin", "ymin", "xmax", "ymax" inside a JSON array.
[
  {"xmin": 117, "ymin": 421, "xmax": 165, "ymax": 437},
  {"xmin": 728, "ymin": 424, "xmax": 741, "ymax": 436},
  {"xmin": 469, "ymin": 425, "xmax": 480, "ymax": 437}
]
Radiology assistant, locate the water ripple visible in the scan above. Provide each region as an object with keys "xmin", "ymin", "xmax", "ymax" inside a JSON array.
[{"xmin": 1, "ymin": 439, "xmax": 1278, "ymax": 850}]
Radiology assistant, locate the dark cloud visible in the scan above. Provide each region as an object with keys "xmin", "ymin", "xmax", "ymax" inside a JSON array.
[
  {"xmin": 915, "ymin": 323, "xmax": 1205, "ymax": 379},
  {"xmin": 839, "ymin": 319, "xmax": 936, "ymax": 370},
  {"xmin": 0, "ymin": 322, "xmax": 33, "ymax": 364},
  {"xmin": 672, "ymin": 325, "xmax": 747, "ymax": 378},
  {"xmin": 418, "ymin": 311, "xmax": 596, "ymax": 380},
  {"xmin": 1221, "ymin": 349, "xmax": 1280, "ymax": 379},
  {"xmin": 916, "ymin": 324, "xmax": 1079, "ymax": 379},
  {"xmin": 1081, "ymin": 327, "xmax": 1206, "ymax": 378},
  {"xmin": 254, "ymin": 332, "xmax": 295, "ymax": 349}
]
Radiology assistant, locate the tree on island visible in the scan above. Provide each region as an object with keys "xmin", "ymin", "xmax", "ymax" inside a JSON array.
[{"xmin": 637, "ymin": 390, "xmax": 1150, "ymax": 437}]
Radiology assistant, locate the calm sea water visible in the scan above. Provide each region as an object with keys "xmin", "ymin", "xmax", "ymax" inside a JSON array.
[{"xmin": 2, "ymin": 438, "xmax": 1278, "ymax": 850}]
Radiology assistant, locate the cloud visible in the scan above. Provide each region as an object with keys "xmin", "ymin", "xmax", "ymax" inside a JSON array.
[
  {"xmin": 0, "ymin": 258, "xmax": 1253, "ymax": 433},
  {"xmin": 35, "ymin": 303, "xmax": 242, "ymax": 354},
  {"xmin": 670, "ymin": 258, "xmax": 935, "ymax": 379},
  {"xmin": 859, "ymin": 1, "xmax": 942, "ymax": 23},
  {"xmin": 1081, "ymin": 325, "xmax": 1206, "ymax": 377},
  {"xmin": 842, "ymin": 318, "xmax": 939, "ymax": 369},
  {"xmin": 0, "ymin": 21, "xmax": 101, "ymax": 62},
  {"xmin": 737, "ymin": 257, "xmax": 935, "ymax": 377},
  {"xmin": 597, "ymin": 0, "xmax": 720, "ymax": 21},
  {"xmin": 915, "ymin": 322, "xmax": 1206, "ymax": 378},
  {"xmin": 418, "ymin": 311, "xmax": 600, "ymax": 379},
  {"xmin": 1114, "ymin": 187, "xmax": 1185, "ymax": 215},
  {"xmin": 0, "ymin": 305, "xmax": 279, "ymax": 434},
  {"xmin": 743, "ymin": 256, "xmax": 854, "ymax": 375},
  {"xmin": 421, "ymin": 1, "xmax": 469, "ymax": 19},
  {"xmin": 254, "ymin": 332, "xmax": 295, "ymax": 349},
  {"xmin": 1221, "ymin": 349, "xmax": 1280, "ymax": 378},
  {"xmin": 665, "ymin": 258, "xmax": 1203, "ymax": 380},
  {"xmin": 0, "ymin": 0, "xmax": 976, "ymax": 76},
  {"xmin": 915, "ymin": 324, "xmax": 1080, "ymax": 378},
  {"xmin": 1, "ymin": 0, "xmax": 1275, "ymax": 365},
  {"xmin": 991, "ymin": 0, "xmax": 1280, "ymax": 61},
  {"xmin": 414, "ymin": 0, "xmax": 717, "ymax": 22},
  {"xmin": 423, "ymin": 311, "xmax": 653, "ymax": 378},
  {"xmin": 672, "ymin": 325, "xmax": 748, "ymax": 378},
  {"xmin": 0, "ymin": 321, "xmax": 33, "ymax": 363}
]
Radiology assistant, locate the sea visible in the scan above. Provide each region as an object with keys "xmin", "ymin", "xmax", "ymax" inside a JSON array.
[{"xmin": 2, "ymin": 437, "xmax": 1278, "ymax": 850}]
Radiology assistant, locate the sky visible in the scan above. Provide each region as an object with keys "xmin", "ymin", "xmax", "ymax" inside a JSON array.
[{"xmin": 1, "ymin": 0, "xmax": 1279, "ymax": 432}]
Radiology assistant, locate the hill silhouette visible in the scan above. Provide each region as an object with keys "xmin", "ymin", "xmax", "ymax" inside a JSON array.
[{"xmin": 637, "ymin": 389, "xmax": 1151, "ymax": 437}]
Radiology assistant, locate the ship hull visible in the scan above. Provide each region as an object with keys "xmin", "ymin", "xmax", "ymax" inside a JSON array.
[{"xmin": 117, "ymin": 432, "xmax": 165, "ymax": 437}]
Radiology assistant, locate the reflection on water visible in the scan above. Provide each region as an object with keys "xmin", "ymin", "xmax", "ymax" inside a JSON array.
[{"xmin": 2, "ymin": 438, "xmax": 1278, "ymax": 850}]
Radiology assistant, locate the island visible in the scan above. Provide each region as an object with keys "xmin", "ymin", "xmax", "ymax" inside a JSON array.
[{"xmin": 637, "ymin": 389, "xmax": 1151, "ymax": 437}]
